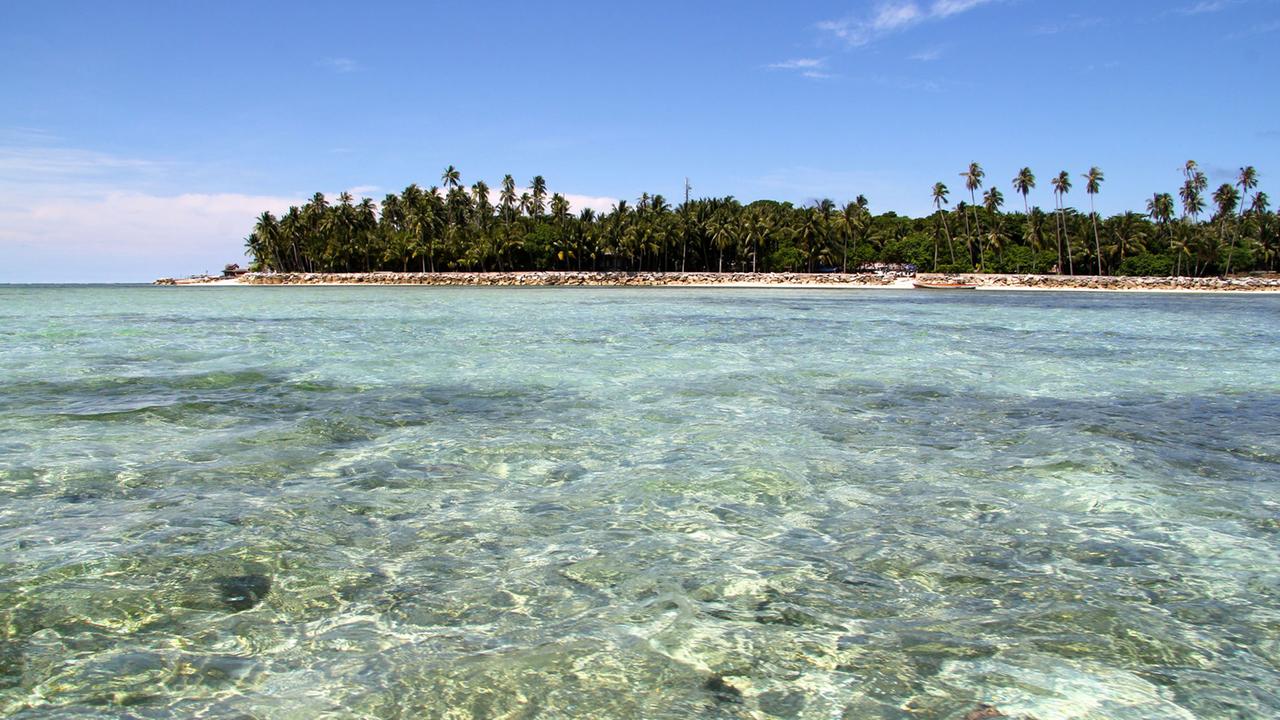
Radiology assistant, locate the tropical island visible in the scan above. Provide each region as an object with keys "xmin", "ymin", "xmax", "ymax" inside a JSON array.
[{"xmin": 163, "ymin": 161, "xmax": 1280, "ymax": 290}]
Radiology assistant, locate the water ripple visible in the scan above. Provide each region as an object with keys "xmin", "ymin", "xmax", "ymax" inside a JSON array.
[{"xmin": 0, "ymin": 286, "xmax": 1277, "ymax": 718}]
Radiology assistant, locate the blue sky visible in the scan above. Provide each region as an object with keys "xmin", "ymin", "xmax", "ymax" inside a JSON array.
[{"xmin": 2, "ymin": 0, "xmax": 1278, "ymax": 281}]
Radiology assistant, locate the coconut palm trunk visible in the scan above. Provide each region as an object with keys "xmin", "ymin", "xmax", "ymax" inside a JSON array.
[
  {"xmin": 1091, "ymin": 197, "xmax": 1102, "ymax": 275},
  {"xmin": 1222, "ymin": 217, "xmax": 1236, "ymax": 276},
  {"xmin": 1053, "ymin": 198, "xmax": 1063, "ymax": 273},
  {"xmin": 1224, "ymin": 215, "xmax": 1240, "ymax": 276}
]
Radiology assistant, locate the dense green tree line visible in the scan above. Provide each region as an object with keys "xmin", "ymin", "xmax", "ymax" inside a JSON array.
[{"xmin": 245, "ymin": 161, "xmax": 1276, "ymax": 276}]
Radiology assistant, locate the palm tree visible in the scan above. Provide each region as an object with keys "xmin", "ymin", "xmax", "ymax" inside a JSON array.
[
  {"xmin": 836, "ymin": 199, "xmax": 866, "ymax": 273},
  {"xmin": 1214, "ymin": 183, "xmax": 1241, "ymax": 275},
  {"xmin": 241, "ymin": 163, "xmax": 1268, "ymax": 278},
  {"xmin": 356, "ymin": 197, "xmax": 378, "ymax": 270},
  {"xmin": 709, "ymin": 214, "xmax": 736, "ymax": 273},
  {"xmin": 251, "ymin": 211, "xmax": 284, "ymax": 271},
  {"xmin": 1179, "ymin": 170, "xmax": 1207, "ymax": 276},
  {"xmin": 1022, "ymin": 209, "xmax": 1048, "ymax": 265},
  {"xmin": 1253, "ymin": 193, "xmax": 1276, "ymax": 271},
  {"xmin": 932, "ymin": 182, "xmax": 956, "ymax": 265},
  {"xmin": 529, "ymin": 176, "xmax": 548, "ymax": 218},
  {"xmin": 499, "ymin": 175, "xmax": 518, "ymax": 215},
  {"xmin": 1146, "ymin": 192, "xmax": 1175, "ymax": 274},
  {"xmin": 961, "ymin": 162, "xmax": 985, "ymax": 267},
  {"xmin": 740, "ymin": 209, "xmax": 770, "ymax": 273},
  {"xmin": 1180, "ymin": 179, "xmax": 1203, "ymax": 223},
  {"xmin": 441, "ymin": 165, "xmax": 461, "ymax": 190},
  {"xmin": 982, "ymin": 187, "xmax": 1004, "ymax": 214},
  {"xmin": 986, "ymin": 227, "xmax": 1008, "ymax": 268},
  {"xmin": 1183, "ymin": 160, "xmax": 1208, "ymax": 217},
  {"xmin": 1251, "ymin": 190, "xmax": 1270, "ymax": 216},
  {"xmin": 1012, "ymin": 167, "xmax": 1036, "ymax": 215},
  {"xmin": 1104, "ymin": 212, "xmax": 1147, "ymax": 269},
  {"xmin": 584, "ymin": 208, "xmax": 600, "ymax": 269},
  {"xmin": 607, "ymin": 199, "xmax": 630, "ymax": 268},
  {"xmin": 1083, "ymin": 167, "xmax": 1105, "ymax": 274},
  {"xmin": 1051, "ymin": 171, "xmax": 1073, "ymax": 274},
  {"xmin": 550, "ymin": 193, "xmax": 572, "ymax": 268},
  {"xmin": 799, "ymin": 206, "xmax": 828, "ymax": 273},
  {"xmin": 981, "ymin": 187, "xmax": 1003, "ymax": 267},
  {"xmin": 1236, "ymin": 166, "xmax": 1258, "ymax": 220},
  {"xmin": 645, "ymin": 194, "xmax": 669, "ymax": 270}
]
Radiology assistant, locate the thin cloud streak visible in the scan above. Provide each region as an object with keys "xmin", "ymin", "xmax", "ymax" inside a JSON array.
[
  {"xmin": 0, "ymin": 146, "xmax": 165, "ymax": 179},
  {"xmin": 0, "ymin": 139, "xmax": 620, "ymax": 280},
  {"xmin": 319, "ymin": 57, "xmax": 359, "ymax": 73},
  {"xmin": 819, "ymin": 0, "xmax": 997, "ymax": 47},
  {"xmin": 768, "ymin": 58, "xmax": 824, "ymax": 70},
  {"xmin": 1226, "ymin": 19, "xmax": 1280, "ymax": 39},
  {"xmin": 1032, "ymin": 15, "xmax": 1103, "ymax": 35},
  {"xmin": 1179, "ymin": 0, "xmax": 1234, "ymax": 14},
  {"xmin": 767, "ymin": 58, "xmax": 834, "ymax": 80}
]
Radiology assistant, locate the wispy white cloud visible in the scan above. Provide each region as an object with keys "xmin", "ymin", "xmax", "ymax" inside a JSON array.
[
  {"xmin": 768, "ymin": 58, "xmax": 824, "ymax": 70},
  {"xmin": 1226, "ymin": 19, "xmax": 1280, "ymax": 38},
  {"xmin": 562, "ymin": 194, "xmax": 619, "ymax": 214},
  {"xmin": 0, "ymin": 126, "xmax": 62, "ymax": 145},
  {"xmin": 0, "ymin": 143, "xmax": 297, "ymax": 279},
  {"xmin": 1179, "ymin": 0, "xmax": 1233, "ymax": 14},
  {"xmin": 819, "ymin": 0, "xmax": 997, "ymax": 47},
  {"xmin": 1032, "ymin": 14, "xmax": 1103, "ymax": 35},
  {"xmin": 0, "ymin": 139, "xmax": 624, "ymax": 280},
  {"xmin": 0, "ymin": 144, "xmax": 176, "ymax": 213},
  {"xmin": 869, "ymin": 74, "xmax": 942, "ymax": 92},
  {"xmin": 909, "ymin": 47, "xmax": 944, "ymax": 61},
  {"xmin": 931, "ymin": 0, "xmax": 993, "ymax": 17},
  {"xmin": 0, "ymin": 146, "xmax": 165, "ymax": 183},
  {"xmin": 766, "ymin": 57, "xmax": 835, "ymax": 80},
  {"xmin": 0, "ymin": 191, "xmax": 301, "ymax": 281},
  {"xmin": 319, "ymin": 57, "xmax": 359, "ymax": 73}
]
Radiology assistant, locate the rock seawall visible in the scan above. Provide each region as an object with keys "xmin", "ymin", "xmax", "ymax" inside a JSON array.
[
  {"xmin": 235, "ymin": 271, "xmax": 902, "ymax": 287},
  {"xmin": 155, "ymin": 270, "xmax": 1280, "ymax": 291},
  {"xmin": 916, "ymin": 273, "xmax": 1280, "ymax": 291}
]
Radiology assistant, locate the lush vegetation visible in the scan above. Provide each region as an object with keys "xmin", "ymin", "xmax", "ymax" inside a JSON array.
[{"xmin": 245, "ymin": 161, "xmax": 1275, "ymax": 276}]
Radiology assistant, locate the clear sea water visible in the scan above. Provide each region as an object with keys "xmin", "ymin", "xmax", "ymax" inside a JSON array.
[{"xmin": 1, "ymin": 285, "xmax": 1278, "ymax": 719}]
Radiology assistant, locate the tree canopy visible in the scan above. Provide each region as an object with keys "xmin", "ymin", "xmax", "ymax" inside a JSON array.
[{"xmin": 245, "ymin": 163, "xmax": 1278, "ymax": 277}]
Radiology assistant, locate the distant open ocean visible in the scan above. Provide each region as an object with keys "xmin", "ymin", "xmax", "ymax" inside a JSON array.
[{"xmin": 1, "ymin": 285, "xmax": 1277, "ymax": 718}]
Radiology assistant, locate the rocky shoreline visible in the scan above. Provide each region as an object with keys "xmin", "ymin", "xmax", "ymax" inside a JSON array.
[
  {"xmin": 929, "ymin": 273, "xmax": 1280, "ymax": 292},
  {"xmin": 157, "ymin": 271, "xmax": 903, "ymax": 287},
  {"xmin": 154, "ymin": 270, "xmax": 1280, "ymax": 291}
]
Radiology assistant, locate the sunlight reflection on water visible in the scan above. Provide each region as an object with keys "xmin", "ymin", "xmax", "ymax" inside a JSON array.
[{"xmin": 0, "ymin": 286, "xmax": 1277, "ymax": 718}]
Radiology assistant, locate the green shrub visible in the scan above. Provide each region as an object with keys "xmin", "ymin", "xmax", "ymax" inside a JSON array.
[
  {"xmin": 881, "ymin": 233, "xmax": 933, "ymax": 266},
  {"xmin": 766, "ymin": 246, "xmax": 805, "ymax": 272},
  {"xmin": 1116, "ymin": 253, "xmax": 1174, "ymax": 277}
]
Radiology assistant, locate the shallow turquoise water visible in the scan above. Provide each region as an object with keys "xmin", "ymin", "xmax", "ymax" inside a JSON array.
[{"xmin": 1, "ymin": 285, "xmax": 1278, "ymax": 719}]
